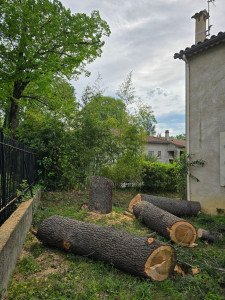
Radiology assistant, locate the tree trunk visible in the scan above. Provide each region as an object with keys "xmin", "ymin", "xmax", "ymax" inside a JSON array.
[
  {"xmin": 89, "ymin": 176, "xmax": 113, "ymax": 213},
  {"xmin": 129, "ymin": 194, "xmax": 201, "ymax": 217},
  {"xmin": 133, "ymin": 201, "xmax": 197, "ymax": 247},
  {"xmin": 197, "ymin": 229, "xmax": 223, "ymax": 242},
  {"xmin": 35, "ymin": 215, "xmax": 176, "ymax": 281},
  {"xmin": 7, "ymin": 80, "xmax": 28, "ymax": 132},
  {"xmin": 8, "ymin": 97, "xmax": 19, "ymax": 132}
]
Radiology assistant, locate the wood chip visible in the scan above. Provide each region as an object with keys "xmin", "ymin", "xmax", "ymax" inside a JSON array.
[
  {"xmin": 174, "ymin": 264, "xmax": 185, "ymax": 277},
  {"xmin": 188, "ymin": 243, "xmax": 198, "ymax": 248},
  {"xmin": 192, "ymin": 267, "xmax": 200, "ymax": 274},
  {"xmin": 123, "ymin": 211, "xmax": 134, "ymax": 218},
  {"xmin": 147, "ymin": 238, "xmax": 154, "ymax": 244}
]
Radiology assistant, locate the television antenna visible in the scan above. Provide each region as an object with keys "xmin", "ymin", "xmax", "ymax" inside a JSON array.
[{"xmin": 206, "ymin": 0, "xmax": 216, "ymax": 36}]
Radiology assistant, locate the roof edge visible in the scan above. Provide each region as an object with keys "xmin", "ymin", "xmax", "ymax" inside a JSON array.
[{"xmin": 174, "ymin": 31, "xmax": 225, "ymax": 60}]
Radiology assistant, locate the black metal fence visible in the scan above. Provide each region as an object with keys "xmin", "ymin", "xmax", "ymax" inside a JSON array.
[{"xmin": 0, "ymin": 131, "xmax": 36, "ymax": 225}]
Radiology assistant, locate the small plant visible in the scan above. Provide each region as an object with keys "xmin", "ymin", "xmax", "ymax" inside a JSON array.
[
  {"xmin": 17, "ymin": 257, "xmax": 41, "ymax": 275},
  {"xmin": 216, "ymin": 208, "xmax": 225, "ymax": 215},
  {"xmin": 16, "ymin": 180, "xmax": 29, "ymax": 198},
  {"xmin": 175, "ymin": 152, "xmax": 205, "ymax": 199}
]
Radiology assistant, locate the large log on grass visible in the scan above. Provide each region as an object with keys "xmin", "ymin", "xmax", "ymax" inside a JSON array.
[
  {"xmin": 35, "ymin": 215, "xmax": 176, "ymax": 281},
  {"xmin": 133, "ymin": 201, "xmax": 197, "ymax": 247},
  {"xmin": 129, "ymin": 194, "xmax": 201, "ymax": 217},
  {"xmin": 89, "ymin": 176, "xmax": 113, "ymax": 213}
]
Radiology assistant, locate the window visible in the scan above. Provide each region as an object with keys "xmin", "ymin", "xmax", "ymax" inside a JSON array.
[
  {"xmin": 148, "ymin": 151, "xmax": 154, "ymax": 157},
  {"xmin": 157, "ymin": 151, "xmax": 161, "ymax": 158}
]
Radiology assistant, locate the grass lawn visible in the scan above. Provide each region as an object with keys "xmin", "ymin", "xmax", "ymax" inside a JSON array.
[{"xmin": 5, "ymin": 189, "xmax": 225, "ymax": 300}]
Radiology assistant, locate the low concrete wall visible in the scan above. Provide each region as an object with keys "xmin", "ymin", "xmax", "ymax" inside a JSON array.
[{"xmin": 0, "ymin": 188, "xmax": 41, "ymax": 299}]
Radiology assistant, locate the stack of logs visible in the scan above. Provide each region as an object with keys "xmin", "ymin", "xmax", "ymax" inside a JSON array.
[
  {"xmin": 129, "ymin": 194, "xmax": 222, "ymax": 244},
  {"xmin": 34, "ymin": 177, "xmax": 222, "ymax": 282},
  {"xmin": 129, "ymin": 194, "xmax": 200, "ymax": 247}
]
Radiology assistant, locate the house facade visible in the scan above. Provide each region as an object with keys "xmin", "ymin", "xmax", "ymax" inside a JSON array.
[
  {"xmin": 144, "ymin": 130, "xmax": 185, "ymax": 164},
  {"xmin": 174, "ymin": 10, "xmax": 225, "ymax": 215}
]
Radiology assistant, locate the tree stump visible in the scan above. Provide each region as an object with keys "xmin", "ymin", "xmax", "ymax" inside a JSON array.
[
  {"xmin": 89, "ymin": 176, "xmax": 113, "ymax": 214},
  {"xmin": 197, "ymin": 229, "xmax": 223, "ymax": 242},
  {"xmin": 35, "ymin": 215, "xmax": 176, "ymax": 281},
  {"xmin": 129, "ymin": 194, "xmax": 201, "ymax": 217},
  {"xmin": 133, "ymin": 201, "xmax": 197, "ymax": 247}
]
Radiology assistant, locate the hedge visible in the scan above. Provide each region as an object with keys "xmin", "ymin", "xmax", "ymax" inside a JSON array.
[{"xmin": 142, "ymin": 161, "xmax": 177, "ymax": 193}]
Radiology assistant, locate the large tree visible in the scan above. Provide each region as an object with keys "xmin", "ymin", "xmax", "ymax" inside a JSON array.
[{"xmin": 0, "ymin": 0, "xmax": 110, "ymax": 131}]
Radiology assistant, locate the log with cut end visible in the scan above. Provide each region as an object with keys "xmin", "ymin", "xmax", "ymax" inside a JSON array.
[
  {"xmin": 129, "ymin": 194, "xmax": 201, "ymax": 217},
  {"xmin": 35, "ymin": 215, "xmax": 176, "ymax": 281},
  {"xmin": 89, "ymin": 176, "xmax": 113, "ymax": 214},
  {"xmin": 197, "ymin": 229, "xmax": 223, "ymax": 242},
  {"xmin": 133, "ymin": 201, "xmax": 197, "ymax": 247}
]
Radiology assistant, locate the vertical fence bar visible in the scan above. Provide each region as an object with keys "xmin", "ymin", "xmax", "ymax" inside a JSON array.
[
  {"xmin": 0, "ymin": 133, "xmax": 36, "ymax": 225},
  {"xmin": 0, "ymin": 131, "xmax": 7, "ymax": 222}
]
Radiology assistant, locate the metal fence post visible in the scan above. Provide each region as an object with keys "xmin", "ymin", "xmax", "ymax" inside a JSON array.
[{"xmin": 0, "ymin": 131, "xmax": 6, "ymax": 221}]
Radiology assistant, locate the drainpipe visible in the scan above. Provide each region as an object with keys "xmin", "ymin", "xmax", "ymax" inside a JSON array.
[{"xmin": 182, "ymin": 54, "xmax": 190, "ymax": 201}]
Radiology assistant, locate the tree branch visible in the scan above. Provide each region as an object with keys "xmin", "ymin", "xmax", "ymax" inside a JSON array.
[{"xmin": 21, "ymin": 95, "xmax": 52, "ymax": 108}]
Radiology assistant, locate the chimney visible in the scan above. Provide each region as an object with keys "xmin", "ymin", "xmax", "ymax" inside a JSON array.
[
  {"xmin": 192, "ymin": 10, "xmax": 209, "ymax": 44},
  {"xmin": 165, "ymin": 130, "xmax": 169, "ymax": 141}
]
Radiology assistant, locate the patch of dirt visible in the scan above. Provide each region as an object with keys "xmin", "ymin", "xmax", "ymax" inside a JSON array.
[
  {"xmin": 35, "ymin": 251, "xmax": 68, "ymax": 278},
  {"xmin": 19, "ymin": 248, "xmax": 30, "ymax": 260},
  {"xmin": 86, "ymin": 211, "xmax": 133, "ymax": 226}
]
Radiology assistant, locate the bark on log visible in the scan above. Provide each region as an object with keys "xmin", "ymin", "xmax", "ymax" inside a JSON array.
[
  {"xmin": 129, "ymin": 194, "xmax": 201, "ymax": 217},
  {"xmin": 197, "ymin": 229, "xmax": 223, "ymax": 242},
  {"xmin": 133, "ymin": 201, "xmax": 197, "ymax": 247},
  {"xmin": 89, "ymin": 176, "xmax": 113, "ymax": 213},
  {"xmin": 35, "ymin": 215, "xmax": 176, "ymax": 281}
]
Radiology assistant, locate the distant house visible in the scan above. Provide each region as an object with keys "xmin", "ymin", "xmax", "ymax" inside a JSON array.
[
  {"xmin": 144, "ymin": 130, "xmax": 185, "ymax": 164},
  {"xmin": 174, "ymin": 10, "xmax": 225, "ymax": 215}
]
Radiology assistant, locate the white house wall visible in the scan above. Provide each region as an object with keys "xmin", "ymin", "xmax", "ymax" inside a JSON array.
[
  {"xmin": 144, "ymin": 143, "xmax": 173, "ymax": 164},
  {"xmin": 188, "ymin": 44, "xmax": 225, "ymax": 215}
]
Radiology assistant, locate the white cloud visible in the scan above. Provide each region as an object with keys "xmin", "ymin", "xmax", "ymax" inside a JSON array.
[{"xmin": 61, "ymin": 0, "xmax": 225, "ymax": 134}]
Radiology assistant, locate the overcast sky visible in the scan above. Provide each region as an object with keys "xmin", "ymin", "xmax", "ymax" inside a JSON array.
[{"xmin": 61, "ymin": 0, "xmax": 225, "ymax": 136}]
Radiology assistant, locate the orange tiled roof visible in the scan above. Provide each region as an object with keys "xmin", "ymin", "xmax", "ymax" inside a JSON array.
[{"xmin": 146, "ymin": 136, "xmax": 185, "ymax": 148}]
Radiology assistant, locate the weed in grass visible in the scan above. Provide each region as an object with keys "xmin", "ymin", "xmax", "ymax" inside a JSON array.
[
  {"xmin": 17, "ymin": 257, "xmax": 41, "ymax": 275},
  {"xmin": 30, "ymin": 242, "xmax": 46, "ymax": 258}
]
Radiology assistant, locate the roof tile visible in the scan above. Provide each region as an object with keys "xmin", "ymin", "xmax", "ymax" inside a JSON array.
[{"xmin": 174, "ymin": 31, "xmax": 225, "ymax": 60}]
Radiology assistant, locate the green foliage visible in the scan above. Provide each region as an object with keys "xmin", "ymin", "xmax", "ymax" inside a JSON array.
[
  {"xmin": 17, "ymin": 257, "xmax": 41, "ymax": 275},
  {"xmin": 101, "ymin": 151, "xmax": 144, "ymax": 188},
  {"xmin": 16, "ymin": 112, "xmax": 86, "ymax": 190},
  {"xmin": 175, "ymin": 133, "xmax": 186, "ymax": 140},
  {"xmin": 16, "ymin": 180, "xmax": 29, "ymax": 198},
  {"xmin": 133, "ymin": 102, "xmax": 157, "ymax": 136},
  {"xmin": 0, "ymin": 0, "xmax": 110, "ymax": 130},
  {"xmin": 141, "ymin": 153, "xmax": 205, "ymax": 196},
  {"xmin": 175, "ymin": 152, "xmax": 205, "ymax": 198},
  {"xmin": 16, "ymin": 90, "xmax": 146, "ymax": 190},
  {"xmin": 116, "ymin": 71, "xmax": 136, "ymax": 105},
  {"xmin": 142, "ymin": 161, "xmax": 177, "ymax": 193},
  {"xmin": 21, "ymin": 77, "xmax": 78, "ymax": 122},
  {"xmin": 170, "ymin": 133, "xmax": 186, "ymax": 140}
]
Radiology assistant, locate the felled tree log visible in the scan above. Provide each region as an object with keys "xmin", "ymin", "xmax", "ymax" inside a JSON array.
[
  {"xmin": 133, "ymin": 201, "xmax": 197, "ymax": 247},
  {"xmin": 35, "ymin": 215, "xmax": 176, "ymax": 281},
  {"xmin": 129, "ymin": 194, "xmax": 201, "ymax": 217},
  {"xmin": 89, "ymin": 176, "xmax": 113, "ymax": 213},
  {"xmin": 197, "ymin": 229, "xmax": 223, "ymax": 242}
]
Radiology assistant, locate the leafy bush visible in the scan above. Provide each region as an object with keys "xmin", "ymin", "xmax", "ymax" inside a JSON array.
[
  {"xmin": 100, "ymin": 151, "xmax": 144, "ymax": 188},
  {"xmin": 142, "ymin": 161, "xmax": 177, "ymax": 193},
  {"xmin": 16, "ymin": 112, "xmax": 87, "ymax": 190}
]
